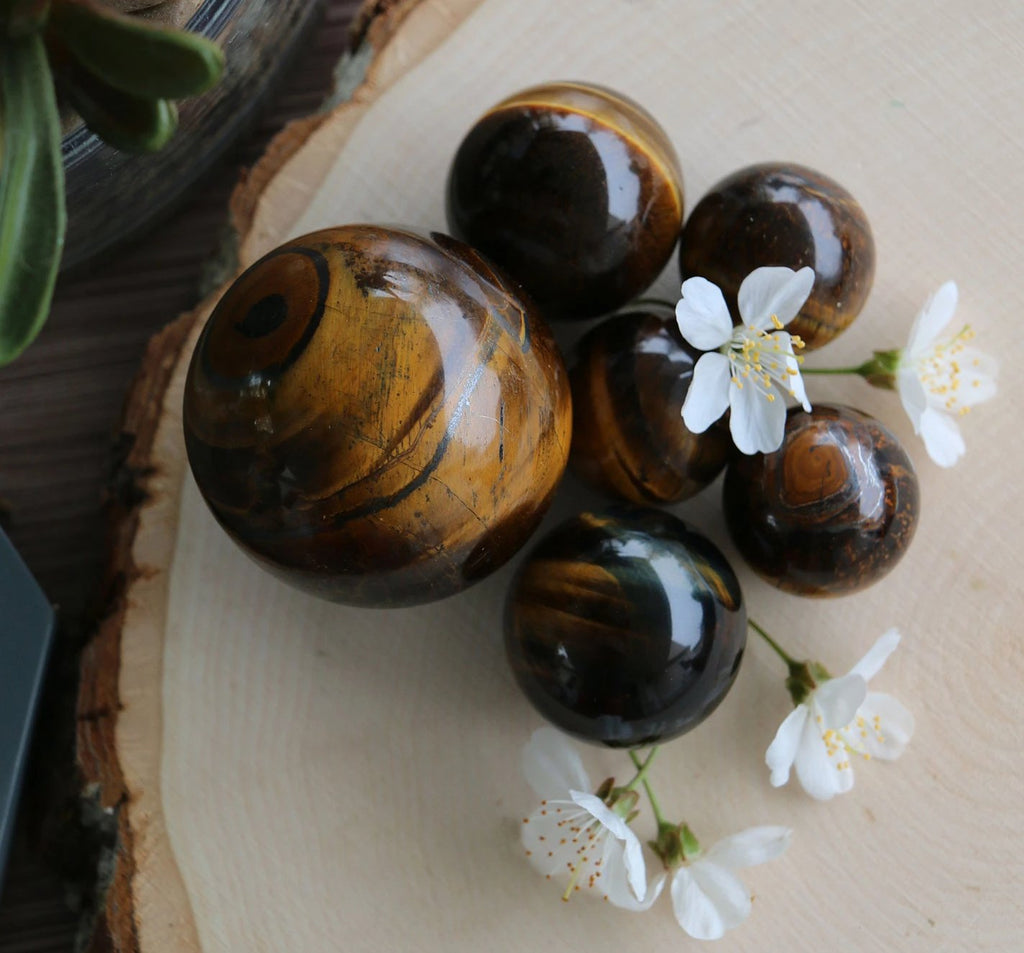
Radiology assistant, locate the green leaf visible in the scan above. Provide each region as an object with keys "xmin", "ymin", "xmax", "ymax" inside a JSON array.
[
  {"xmin": 59, "ymin": 56, "xmax": 178, "ymax": 154},
  {"xmin": 0, "ymin": 33, "xmax": 65, "ymax": 365},
  {"xmin": 49, "ymin": 0, "xmax": 224, "ymax": 100}
]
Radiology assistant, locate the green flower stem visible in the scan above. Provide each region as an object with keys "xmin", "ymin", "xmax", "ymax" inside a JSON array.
[
  {"xmin": 749, "ymin": 619, "xmax": 831, "ymax": 705},
  {"xmin": 629, "ymin": 749, "xmax": 668, "ymax": 827},
  {"xmin": 748, "ymin": 618, "xmax": 797, "ymax": 666},
  {"xmin": 801, "ymin": 364, "xmax": 872, "ymax": 375},
  {"xmin": 802, "ymin": 350, "xmax": 902, "ymax": 390},
  {"xmin": 624, "ymin": 749, "xmax": 703, "ymax": 866},
  {"xmin": 622, "ymin": 745, "xmax": 659, "ymax": 793}
]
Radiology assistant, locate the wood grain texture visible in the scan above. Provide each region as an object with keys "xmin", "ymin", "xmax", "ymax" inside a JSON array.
[
  {"xmin": 0, "ymin": 4, "xmax": 361, "ymax": 952},
  {"xmin": 80, "ymin": 0, "xmax": 1024, "ymax": 951},
  {"xmin": 73, "ymin": 3, "xmax": 484, "ymax": 949}
]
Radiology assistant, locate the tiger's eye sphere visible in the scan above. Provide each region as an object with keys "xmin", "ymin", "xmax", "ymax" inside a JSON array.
[
  {"xmin": 183, "ymin": 225, "xmax": 572, "ymax": 607},
  {"xmin": 569, "ymin": 311, "xmax": 730, "ymax": 503},
  {"xmin": 678, "ymin": 162, "xmax": 875, "ymax": 350},
  {"xmin": 723, "ymin": 405, "xmax": 919, "ymax": 596},
  {"xmin": 446, "ymin": 81, "xmax": 684, "ymax": 320},
  {"xmin": 505, "ymin": 509, "xmax": 746, "ymax": 747}
]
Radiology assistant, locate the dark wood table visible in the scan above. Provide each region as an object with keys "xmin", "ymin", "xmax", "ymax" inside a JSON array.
[{"xmin": 0, "ymin": 4, "xmax": 361, "ymax": 948}]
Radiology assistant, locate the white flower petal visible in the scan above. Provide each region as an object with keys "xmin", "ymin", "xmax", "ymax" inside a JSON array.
[
  {"xmin": 919, "ymin": 407, "xmax": 966, "ymax": 467},
  {"xmin": 691, "ymin": 862, "xmax": 752, "ymax": 934},
  {"xmin": 570, "ymin": 792, "xmax": 629, "ymax": 840},
  {"xmin": 850, "ymin": 691, "xmax": 915, "ymax": 760},
  {"xmin": 771, "ymin": 332, "xmax": 812, "ymax": 411},
  {"xmin": 814, "ymin": 673, "xmax": 867, "ymax": 729},
  {"xmin": 670, "ymin": 865, "xmax": 726, "ymax": 940},
  {"xmin": 907, "ymin": 281, "xmax": 958, "ymax": 355},
  {"xmin": 606, "ymin": 864, "xmax": 666, "ymax": 912},
  {"xmin": 705, "ymin": 827, "xmax": 792, "ymax": 869},
  {"xmin": 676, "ymin": 277, "xmax": 733, "ymax": 350},
  {"xmin": 728, "ymin": 373, "xmax": 787, "ymax": 454},
  {"xmin": 672, "ymin": 861, "xmax": 752, "ymax": 940},
  {"xmin": 952, "ymin": 347, "xmax": 998, "ymax": 407},
  {"xmin": 522, "ymin": 727, "xmax": 591, "ymax": 799},
  {"xmin": 737, "ymin": 265, "xmax": 815, "ymax": 330},
  {"xmin": 897, "ymin": 366, "xmax": 928, "ymax": 431},
  {"xmin": 793, "ymin": 706, "xmax": 855, "ymax": 800},
  {"xmin": 682, "ymin": 352, "xmax": 731, "ymax": 433},
  {"xmin": 620, "ymin": 832, "xmax": 648, "ymax": 902},
  {"xmin": 849, "ymin": 628, "xmax": 901, "ymax": 682},
  {"xmin": 570, "ymin": 791, "xmax": 647, "ymax": 901},
  {"xmin": 765, "ymin": 705, "xmax": 809, "ymax": 788}
]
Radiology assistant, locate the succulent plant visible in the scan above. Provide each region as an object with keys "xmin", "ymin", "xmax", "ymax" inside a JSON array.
[{"xmin": 0, "ymin": 0, "xmax": 224, "ymax": 364}]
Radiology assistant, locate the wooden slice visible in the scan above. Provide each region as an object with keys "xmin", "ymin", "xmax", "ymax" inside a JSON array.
[{"xmin": 78, "ymin": 1, "xmax": 1024, "ymax": 950}]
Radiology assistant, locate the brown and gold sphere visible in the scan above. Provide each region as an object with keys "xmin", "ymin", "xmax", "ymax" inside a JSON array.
[
  {"xmin": 569, "ymin": 310, "xmax": 730, "ymax": 504},
  {"xmin": 183, "ymin": 225, "xmax": 572, "ymax": 607},
  {"xmin": 723, "ymin": 404, "xmax": 919, "ymax": 596},
  {"xmin": 678, "ymin": 162, "xmax": 875, "ymax": 349},
  {"xmin": 446, "ymin": 81, "xmax": 684, "ymax": 320},
  {"xmin": 505, "ymin": 508, "xmax": 746, "ymax": 747}
]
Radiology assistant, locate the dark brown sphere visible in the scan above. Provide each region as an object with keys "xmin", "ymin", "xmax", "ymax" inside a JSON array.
[
  {"xmin": 678, "ymin": 162, "xmax": 875, "ymax": 350},
  {"xmin": 505, "ymin": 508, "xmax": 746, "ymax": 748},
  {"xmin": 183, "ymin": 225, "xmax": 572, "ymax": 607},
  {"xmin": 446, "ymin": 81, "xmax": 684, "ymax": 321},
  {"xmin": 723, "ymin": 405, "xmax": 919, "ymax": 596},
  {"xmin": 569, "ymin": 310, "xmax": 730, "ymax": 503}
]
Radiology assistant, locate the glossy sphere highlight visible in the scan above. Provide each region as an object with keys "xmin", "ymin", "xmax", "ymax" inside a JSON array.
[
  {"xmin": 505, "ymin": 509, "xmax": 746, "ymax": 747},
  {"xmin": 723, "ymin": 405, "xmax": 919, "ymax": 596},
  {"xmin": 570, "ymin": 311, "xmax": 730, "ymax": 503},
  {"xmin": 446, "ymin": 81, "xmax": 684, "ymax": 320},
  {"xmin": 679, "ymin": 163, "xmax": 875, "ymax": 350},
  {"xmin": 183, "ymin": 225, "xmax": 572, "ymax": 607}
]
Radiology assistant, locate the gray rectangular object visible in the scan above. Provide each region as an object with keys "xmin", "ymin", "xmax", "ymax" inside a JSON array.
[{"xmin": 0, "ymin": 528, "xmax": 56, "ymax": 885}]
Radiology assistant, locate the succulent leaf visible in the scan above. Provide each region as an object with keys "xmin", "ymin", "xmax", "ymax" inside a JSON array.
[
  {"xmin": 59, "ymin": 55, "xmax": 178, "ymax": 153},
  {"xmin": 0, "ymin": 33, "xmax": 65, "ymax": 364},
  {"xmin": 49, "ymin": 0, "xmax": 224, "ymax": 100}
]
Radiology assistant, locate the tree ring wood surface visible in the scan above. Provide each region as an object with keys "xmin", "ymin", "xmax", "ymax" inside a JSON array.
[{"xmin": 78, "ymin": 1, "xmax": 1024, "ymax": 950}]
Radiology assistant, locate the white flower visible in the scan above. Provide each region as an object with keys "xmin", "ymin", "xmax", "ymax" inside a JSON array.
[
  {"xmin": 676, "ymin": 266, "xmax": 814, "ymax": 454},
  {"xmin": 520, "ymin": 728, "xmax": 648, "ymax": 906},
  {"xmin": 661, "ymin": 826, "xmax": 792, "ymax": 940},
  {"xmin": 765, "ymin": 629, "xmax": 914, "ymax": 800},
  {"xmin": 896, "ymin": 281, "xmax": 997, "ymax": 467}
]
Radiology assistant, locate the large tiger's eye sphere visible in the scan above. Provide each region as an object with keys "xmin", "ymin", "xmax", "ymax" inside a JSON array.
[
  {"xmin": 446, "ymin": 81, "xmax": 684, "ymax": 320},
  {"xmin": 569, "ymin": 311, "xmax": 730, "ymax": 503},
  {"xmin": 505, "ymin": 509, "xmax": 746, "ymax": 747},
  {"xmin": 183, "ymin": 225, "xmax": 572, "ymax": 607},
  {"xmin": 723, "ymin": 405, "xmax": 919, "ymax": 596},
  {"xmin": 678, "ymin": 163, "xmax": 875, "ymax": 350}
]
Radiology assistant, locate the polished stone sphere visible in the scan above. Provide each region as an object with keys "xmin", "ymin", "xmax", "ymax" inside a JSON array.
[
  {"xmin": 569, "ymin": 310, "xmax": 730, "ymax": 504},
  {"xmin": 446, "ymin": 81, "xmax": 684, "ymax": 320},
  {"xmin": 183, "ymin": 225, "xmax": 572, "ymax": 607},
  {"xmin": 505, "ymin": 508, "xmax": 746, "ymax": 747},
  {"xmin": 678, "ymin": 162, "xmax": 875, "ymax": 350},
  {"xmin": 723, "ymin": 404, "xmax": 919, "ymax": 596}
]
